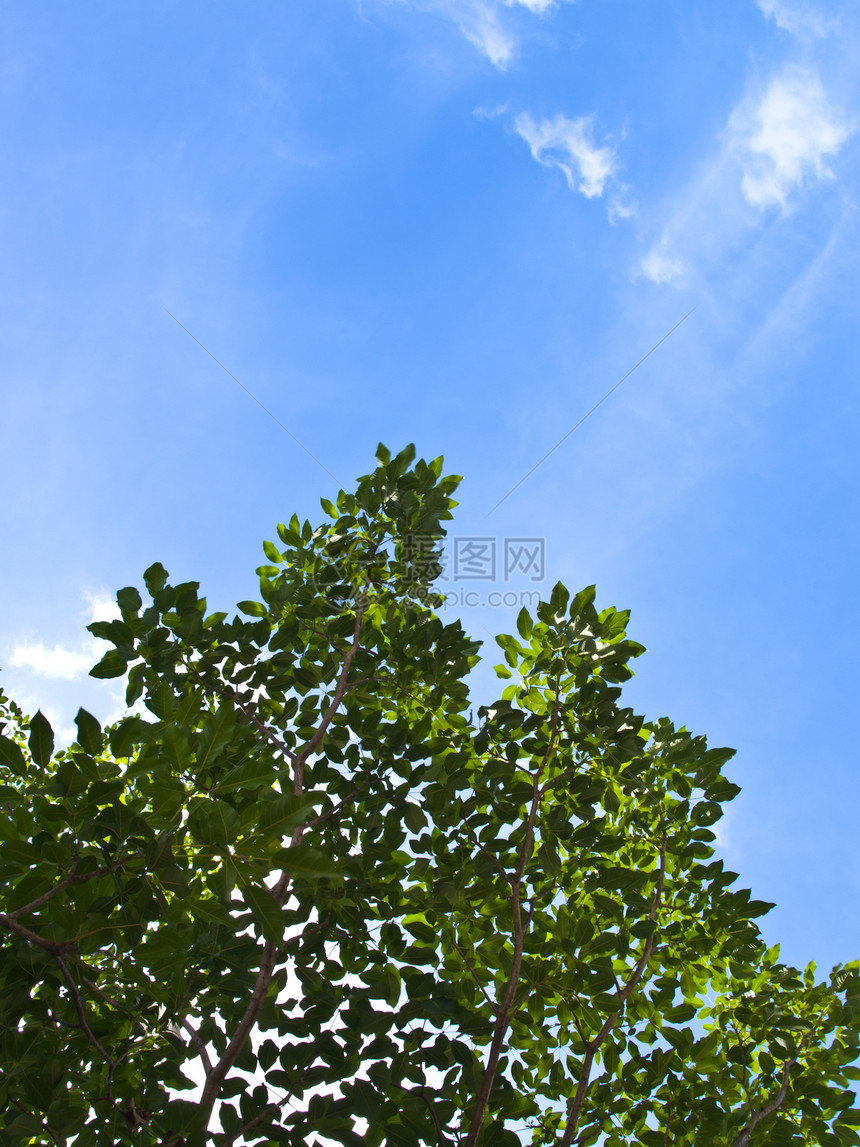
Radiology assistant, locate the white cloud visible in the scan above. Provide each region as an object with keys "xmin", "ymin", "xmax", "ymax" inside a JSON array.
[
  {"xmin": 608, "ymin": 189, "xmax": 637, "ymax": 224},
  {"xmin": 473, "ymin": 102, "xmax": 508, "ymax": 120},
  {"xmin": 640, "ymin": 245, "xmax": 685, "ymax": 285},
  {"xmin": 8, "ymin": 590, "xmax": 121, "ymax": 681},
  {"xmin": 639, "ymin": 66, "xmax": 853, "ymax": 286},
  {"xmin": 10, "ymin": 643, "xmax": 94, "ymax": 680},
  {"xmin": 83, "ymin": 590, "xmax": 121, "ymax": 625},
  {"xmin": 508, "ymin": 0, "xmax": 557, "ymax": 12},
  {"xmin": 755, "ymin": 0, "xmax": 837, "ymax": 38},
  {"xmin": 387, "ymin": 0, "xmax": 565, "ymax": 68},
  {"xmin": 730, "ymin": 67, "xmax": 852, "ymax": 208},
  {"xmin": 514, "ymin": 112, "xmax": 617, "ymax": 198},
  {"xmin": 457, "ymin": 3, "xmax": 515, "ymax": 67}
]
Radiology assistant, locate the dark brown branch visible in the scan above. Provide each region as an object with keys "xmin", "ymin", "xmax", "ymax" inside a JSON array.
[
  {"xmin": 187, "ymin": 663, "xmax": 299, "ymax": 764},
  {"xmin": 396, "ymin": 1081, "xmax": 449, "ymax": 1147},
  {"xmin": 6, "ymin": 855, "xmax": 138, "ymax": 921},
  {"xmin": 198, "ymin": 586, "xmax": 370, "ymax": 1125},
  {"xmin": 730, "ymin": 1030, "xmax": 810, "ymax": 1147},
  {"xmin": 731, "ymin": 1059, "xmax": 794, "ymax": 1147},
  {"xmin": 12, "ymin": 1102, "xmax": 61, "ymax": 1147},
  {"xmin": 80, "ymin": 974, "xmax": 133, "ymax": 1015},
  {"xmin": 463, "ymin": 677, "xmax": 562, "ymax": 1147},
  {"xmin": 179, "ymin": 1017, "xmax": 213, "ymax": 1077},
  {"xmin": 55, "ymin": 955, "xmax": 115, "ymax": 1067},
  {"xmin": 462, "ymin": 823, "xmax": 514, "ymax": 886},
  {"xmin": 308, "ymin": 781, "xmax": 372, "ymax": 829},
  {"xmin": 294, "ymin": 584, "xmax": 370, "ymax": 779},
  {"xmin": 560, "ymin": 829, "xmax": 667, "ymax": 1147},
  {"xmin": 448, "ymin": 933, "xmax": 499, "ymax": 1014},
  {"xmin": 0, "ymin": 911, "xmax": 76, "ymax": 955}
]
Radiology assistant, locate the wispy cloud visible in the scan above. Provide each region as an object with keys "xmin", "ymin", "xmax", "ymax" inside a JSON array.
[
  {"xmin": 9, "ymin": 591, "xmax": 120, "ymax": 682},
  {"xmin": 755, "ymin": 0, "xmax": 837, "ymax": 39},
  {"xmin": 389, "ymin": 0, "xmax": 566, "ymax": 68},
  {"xmin": 514, "ymin": 112, "xmax": 617, "ymax": 198},
  {"xmin": 639, "ymin": 66, "xmax": 853, "ymax": 284},
  {"xmin": 10, "ymin": 643, "xmax": 94, "ymax": 680},
  {"xmin": 640, "ymin": 245, "xmax": 685, "ymax": 285},
  {"xmin": 730, "ymin": 67, "xmax": 852, "ymax": 208}
]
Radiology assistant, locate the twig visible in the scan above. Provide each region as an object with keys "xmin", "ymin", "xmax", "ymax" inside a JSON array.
[
  {"xmin": 5, "ymin": 854, "xmax": 138, "ymax": 920},
  {"xmin": 186, "ymin": 662, "xmax": 298, "ymax": 764},
  {"xmin": 308, "ymin": 781, "xmax": 372, "ymax": 829},
  {"xmin": 463, "ymin": 675, "xmax": 562, "ymax": 1147},
  {"xmin": 198, "ymin": 584, "xmax": 370, "ymax": 1123},
  {"xmin": 730, "ymin": 1032, "xmax": 810, "ymax": 1147},
  {"xmin": 55, "ymin": 956, "xmax": 115, "ymax": 1067},
  {"xmin": 448, "ymin": 932, "xmax": 499, "ymax": 1014},
  {"xmin": 0, "ymin": 912, "xmax": 75, "ymax": 955},
  {"xmin": 179, "ymin": 1017, "xmax": 213, "ymax": 1077},
  {"xmin": 11, "ymin": 1102, "xmax": 61, "ymax": 1147},
  {"xmin": 560, "ymin": 828, "xmax": 666, "ymax": 1147}
]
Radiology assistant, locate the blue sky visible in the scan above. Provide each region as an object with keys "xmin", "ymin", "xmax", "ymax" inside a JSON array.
[{"xmin": 2, "ymin": 0, "xmax": 859, "ymax": 974}]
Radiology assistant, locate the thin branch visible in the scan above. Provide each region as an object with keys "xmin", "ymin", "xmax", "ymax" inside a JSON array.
[
  {"xmin": 538, "ymin": 762, "xmax": 579, "ymax": 798},
  {"xmin": 396, "ymin": 1081, "xmax": 449, "ymax": 1147},
  {"xmin": 55, "ymin": 956, "xmax": 115, "ymax": 1067},
  {"xmin": 187, "ymin": 663, "xmax": 299, "ymax": 764},
  {"xmin": 560, "ymin": 828, "xmax": 666, "ymax": 1147},
  {"xmin": 461, "ymin": 823, "xmax": 514, "ymax": 886},
  {"xmin": 294, "ymin": 582, "xmax": 370, "ymax": 777},
  {"xmin": 448, "ymin": 933, "xmax": 499, "ymax": 1014},
  {"xmin": 179, "ymin": 1017, "xmax": 213, "ymax": 1078},
  {"xmin": 307, "ymin": 781, "xmax": 372, "ymax": 829},
  {"xmin": 80, "ymin": 975, "xmax": 134, "ymax": 1015},
  {"xmin": 6, "ymin": 854, "xmax": 138, "ymax": 920},
  {"xmin": 730, "ymin": 1031, "xmax": 810, "ymax": 1147},
  {"xmin": 463, "ymin": 675, "xmax": 562, "ymax": 1147},
  {"xmin": 12, "ymin": 1102, "xmax": 61, "ymax": 1147},
  {"xmin": 199, "ymin": 585, "xmax": 370, "ymax": 1124},
  {"xmin": 0, "ymin": 911, "xmax": 75, "ymax": 955},
  {"xmin": 731, "ymin": 1060, "xmax": 794, "ymax": 1147}
]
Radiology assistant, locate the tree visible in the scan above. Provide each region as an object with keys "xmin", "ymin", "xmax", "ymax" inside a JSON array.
[{"xmin": 0, "ymin": 444, "xmax": 858, "ymax": 1147}]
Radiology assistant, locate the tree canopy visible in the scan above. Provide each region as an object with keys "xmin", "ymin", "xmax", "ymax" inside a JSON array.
[{"xmin": 1, "ymin": 445, "xmax": 858, "ymax": 1147}]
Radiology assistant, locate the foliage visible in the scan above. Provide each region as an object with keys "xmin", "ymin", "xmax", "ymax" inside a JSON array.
[{"xmin": 0, "ymin": 445, "xmax": 858, "ymax": 1147}]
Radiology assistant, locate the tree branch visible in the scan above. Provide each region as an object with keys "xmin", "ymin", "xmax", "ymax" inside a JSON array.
[
  {"xmin": 54, "ymin": 955, "xmax": 115, "ymax": 1067},
  {"xmin": 187, "ymin": 664, "xmax": 299, "ymax": 764},
  {"xmin": 178, "ymin": 1017, "xmax": 213, "ymax": 1078},
  {"xmin": 560, "ymin": 828, "xmax": 666, "ymax": 1147},
  {"xmin": 448, "ymin": 931, "xmax": 499, "ymax": 1014},
  {"xmin": 730, "ymin": 1059, "xmax": 794, "ymax": 1147},
  {"xmin": 6, "ymin": 854, "xmax": 138, "ymax": 921},
  {"xmin": 198, "ymin": 586, "xmax": 370, "ymax": 1124},
  {"xmin": 0, "ymin": 911, "xmax": 76, "ymax": 955},
  {"xmin": 462, "ymin": 676, "xmax": 562, "ymax": 1147}
]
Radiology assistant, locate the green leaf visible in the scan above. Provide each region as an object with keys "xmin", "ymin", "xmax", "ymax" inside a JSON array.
[
  {"xmin": 188, "ymin": 799, "xmax": 241, "ymax": 847},
  {"xmin": 272, "ymin": 844, "xmax": 340, "ymax": 880},
  {"xmin": 0, "ymin": 734, "xmax": 27, "ymax": 775},
  {"xmin": 190, "ymin": 897, "xmax": 234, "ymax": 928},
  {"xmin": 257, "ymin": 793, "xmax": 319, "ymax": 838},
  {"xmin": 74, "ymin": 708, "xmax": 103, "ymax": 755},
  {"xmin": 116, "ymin": 586, "xmax": 142, "ymax": 614},
  {"xmin": 196, "ymin": 707, "xmax": 236, "ymax": 771},
  {"xmin": 237, "ymin": 600, "xmax": 269, "ymax": 618},
  {"xmin": 28, "ymin": 710, "xmax": 54, "ymax": 768},
  {"xmin": 143, "ymin": 561, "xmax": 169, "ymax": 595},
  {"xmin": 89, "ymin": 648, "xmax": 129, "ymax": 679},
  {"xmin": 516, "ymin": 607, "xmax": 533, "ymax": 641},
  {"xmin": 241, "ymin": 882, "xmax": 285, "ymax": 942},
  {"xmin": 216, "ymin": 760, "xmax": 277, "ymax": 794}
]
